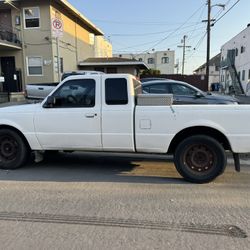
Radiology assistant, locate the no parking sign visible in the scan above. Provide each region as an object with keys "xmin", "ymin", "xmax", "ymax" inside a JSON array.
[{"xmin": 52, "ymin": 18, "xmax": 64, "ymax": 38}]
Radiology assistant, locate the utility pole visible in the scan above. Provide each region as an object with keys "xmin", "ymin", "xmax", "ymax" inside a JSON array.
[
  {"xmin": 178, "ymin": 35, "xmax": 191, "ymax": 75},
  {"xmin": 203, "ymin": 0, "xmax": 225, "ymax": 90},
  {"xmin": 206, "ymin": 0, "xmax": 211, "ymax": 90}
]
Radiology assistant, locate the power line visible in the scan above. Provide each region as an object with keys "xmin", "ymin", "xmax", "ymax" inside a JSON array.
[
  {"xmin": 109, "ymin": 23, "xmax": 204, "ymax": 37},
  {"xmin": 91, "ymin": 19, "xmax": 202, "ymax": 26},
  {"xmin": 188, "ymin": 4, "xmax": 207, "ymax": 40},
  {"xmin": 186, "ymin": 32, "xmax": 207, "ymax": 60},
  {"xmin": 113, "ymin": 27, "xmax": 206, "ymax": 52},
  {"xmin": 141, "ymin": 3, "xmax": 206, "ymax": 53},
  {"xmin": 213, "ymin": 0, "xmax": 240, "ymax": 25}
]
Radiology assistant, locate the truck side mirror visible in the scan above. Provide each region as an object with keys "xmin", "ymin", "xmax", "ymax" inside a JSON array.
[{"xmin": 43, "ymin": 96, "xmax": 56, "ymax": 108}]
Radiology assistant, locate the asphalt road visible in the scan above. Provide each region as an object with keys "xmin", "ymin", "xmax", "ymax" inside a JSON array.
[{"xmin": 0, "ymin": 152, "xmax": 249, "ymax": 250}]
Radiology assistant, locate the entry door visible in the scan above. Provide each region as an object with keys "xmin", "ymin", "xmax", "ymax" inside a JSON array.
[
  {"xmin": 0, "ymin": 57, "xmax": 18, "ymax": 92},
  {"xmin": 34, "ymin": 78, "xmax": 102, "ymax": 150}
]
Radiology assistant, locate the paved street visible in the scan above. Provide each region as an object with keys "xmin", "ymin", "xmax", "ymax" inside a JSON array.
[{"xmin": 0, "ymin": 152, "xmax": 249, "ymax": 250}]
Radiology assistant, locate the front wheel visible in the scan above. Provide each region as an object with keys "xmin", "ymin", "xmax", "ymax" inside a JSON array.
[
  {"xmin": 174, "ymin": 135, "xmax": 227, "ymax": 183},
  {"xmin": 0, "ymin": 129, "xmax": 29, "ymax": 169}
]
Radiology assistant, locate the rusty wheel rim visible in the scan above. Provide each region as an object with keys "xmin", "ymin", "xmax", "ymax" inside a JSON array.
[{"xmin": 183, "ymin": 144, "xmax": 216, "ymax": 173}]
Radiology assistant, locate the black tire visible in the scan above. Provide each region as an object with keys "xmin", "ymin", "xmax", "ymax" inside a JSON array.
[
  {"xmin": 174, "ymin": 135, "xmax": 227, "ymax": 183},
  {"xmin": 0, "ymin": 129, "xmax": 29, "ymax": 170}
]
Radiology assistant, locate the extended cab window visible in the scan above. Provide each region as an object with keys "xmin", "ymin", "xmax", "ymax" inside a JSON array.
[
  {"xmin": 105, "ymin": 78, "xmax": 128, "ymax": 105},
  {"xmin": 52, "ymin": 79, "xmax": 95, "ymax": 108}
]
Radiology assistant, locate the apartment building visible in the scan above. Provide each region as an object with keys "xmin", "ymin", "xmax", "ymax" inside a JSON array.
[
  {"xmin": 114, "ymin": 50, "xmax": 175, "ymax": 74},
  {"xmin": 0, "ymin": 0, "xmax": 112, "ymax": 94},
  {"xmin": 194, "ymin": 53, "xmax": 221, "ymax": 89},
  {"xmin": 220, "ymin": 24, "xmax": 250, "ymax": 95}
]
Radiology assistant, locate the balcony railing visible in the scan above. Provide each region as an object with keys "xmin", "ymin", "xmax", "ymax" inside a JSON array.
[{"xmin": 0, "ymin": 25, "xmax": 21, "ymax": 48}]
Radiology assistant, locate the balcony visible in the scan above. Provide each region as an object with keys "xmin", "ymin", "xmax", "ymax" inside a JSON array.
[{"xmin": 0, "ymin": 26, "xmax": 22, "ymax": 50}]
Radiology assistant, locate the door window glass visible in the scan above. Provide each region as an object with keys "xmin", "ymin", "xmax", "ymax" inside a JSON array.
[
  {"xmin": 171, "ymin": 84, "xmax": 196, "ymax": 95},
  {"xmin": 51, "ymin": 79, "xmax": 95, "ymax": 108},
  {"xmin": 148, "ymin": 83, "xmax": 170, "ymax": 93}
]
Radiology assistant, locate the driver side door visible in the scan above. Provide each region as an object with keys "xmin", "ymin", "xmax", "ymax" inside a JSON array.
[{"xmin": 34, "ymin": 78, "xmax": 102, "ymax": 150}]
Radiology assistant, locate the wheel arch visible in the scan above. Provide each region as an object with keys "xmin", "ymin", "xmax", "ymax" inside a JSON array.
[
  {"xmin": 0, "ymin": 125, "xmax": 31, "ymax": 151},
  {"xmin": 168, "ymin": 126, "xmax": 231, "ymax": 154}
]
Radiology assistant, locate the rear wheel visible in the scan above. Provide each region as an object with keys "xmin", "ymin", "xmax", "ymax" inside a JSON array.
[
  {"xmin": 174, "ymin": 135, "xmax": 227, "ymax": 183},
  {"xmin": 0, "ymin": 129, "xmax": 29, "ymax": 169}
]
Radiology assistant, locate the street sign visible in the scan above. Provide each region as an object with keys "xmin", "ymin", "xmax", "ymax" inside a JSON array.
[{"xmin": 52, "ymin": 18, "xmax": 63, "ymax": 38}]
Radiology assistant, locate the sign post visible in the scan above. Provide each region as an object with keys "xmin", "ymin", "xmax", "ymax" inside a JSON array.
[{"xmin": 51, "ymin": 18, "xmax": 63, "ymax": 81}]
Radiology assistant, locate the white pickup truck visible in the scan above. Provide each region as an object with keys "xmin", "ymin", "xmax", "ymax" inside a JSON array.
[{"xmin": 0, "ymin": 74, "xmax": 250, "ymax": 183}]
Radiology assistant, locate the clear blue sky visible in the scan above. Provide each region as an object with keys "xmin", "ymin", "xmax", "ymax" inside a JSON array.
[{"xmin": 68, "ymin": 0, "xmax": 250, "ymax": 74}]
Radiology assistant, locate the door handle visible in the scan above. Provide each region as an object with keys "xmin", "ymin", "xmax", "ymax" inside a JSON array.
[{"xmin": 85, "ymin": 113, "xmax": 96, "ymax": 118}]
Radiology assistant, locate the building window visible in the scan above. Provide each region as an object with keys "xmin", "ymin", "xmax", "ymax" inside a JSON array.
[
  {"xmin": 107, "ymin": 67, "xmax": 117, "ymax": 73},
  {"xmin": 94, "ymin": 67, "xmax": 105, "ymax": 73},
  {"xmin": 235, "ymin": 48, "xmax": 238, "ymax": 56},
  {"xmin": 24, "ymin": 7, "xmax": 40, "ymax": 28},
  {"xmin": 242, "ymin": 70, "xmax": 245, "ymax": 81},
  {"xmin": 241, "ymin": 46, "xmax": 245, "ymax": 54},
  {"xmin": 221, "ymin": 74, "xmax": 224, "ymax": 82},
  {"xmin": 138, "ymin": 58, "xmax": 142, "ymax": 62},
  {"xmin": 60, "ymin": 58, "xmax": 64, "ymax": 73},
  {"xmin": 148, "ymin": 58, "xmax": 154, "ymax": 64},
  {"xmin": 238, "ymin": 71, "xmax": 241, "ymax": 80},
  {"xmin": 161, "ymin": 57, "xmax": 169, "ymax": 64},
  {"xmin": 89, "ymin": 33, "xmax": 95, "ymax": 45},
  {"xmin": 249, "ymin": 69, "xmax": 250, "ymax": 80},
  {"xmin": 27, "ymin": 57, "xmax": 43, "ymax": 76}
]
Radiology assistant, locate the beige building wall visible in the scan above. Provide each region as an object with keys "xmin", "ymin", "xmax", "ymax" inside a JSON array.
[
  {"xmin": 95, "ymin": 36, "xmax": 112, "ymax": 58},
  {"xmin": 20, "ymin": 0, "xmax": 54, "ymax": 84},
  {"xmin": 50, "ymin": 4, "xmax": 96, "ymax": 82}
]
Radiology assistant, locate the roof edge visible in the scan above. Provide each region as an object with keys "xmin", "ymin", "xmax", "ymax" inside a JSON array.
[{"xmin": 56, "ymin": 0, "xmax": 104, "ymax": 35}]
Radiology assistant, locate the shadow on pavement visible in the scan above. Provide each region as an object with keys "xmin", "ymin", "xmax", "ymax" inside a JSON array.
[{"xmin": 0, "ymin": 152, "xmax": 187, "ymax": 184}]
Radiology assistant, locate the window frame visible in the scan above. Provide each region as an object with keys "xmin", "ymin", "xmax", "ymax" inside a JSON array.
[
  {"xmin": 23, "ymin": 7, "xmax": 41, "ymax": 29},
  {"xmin": 26, "ymin": 56, "xmax": 43, "ymax": 76},
  {"xmin": 161, "ymin": 57, "xmax": 169, "ymax": 64},
  {"xmin": 147, "ymin": 58, "xmax": 154, "ymax": 64},
  {"xmin": 242, "ymin": 70, "xmax": 245, "ymax": 81}
]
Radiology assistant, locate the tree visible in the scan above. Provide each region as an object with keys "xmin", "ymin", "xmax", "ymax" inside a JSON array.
[{"xmin": 141, "ymin": 69, "xmax": 161, "ymax": 76}]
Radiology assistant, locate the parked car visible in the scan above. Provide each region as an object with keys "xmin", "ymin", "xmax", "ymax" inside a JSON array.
[
  {"xmin": 142, "ymin": 80, "xmax": 239, "ymax": 104},
  {"xmin": 140, "ymin": 77, "xmax": 168, "ymax": 83},
  {"xmin": 61, "ymin": 70, "xmax": 105, "ymax": 81}
]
